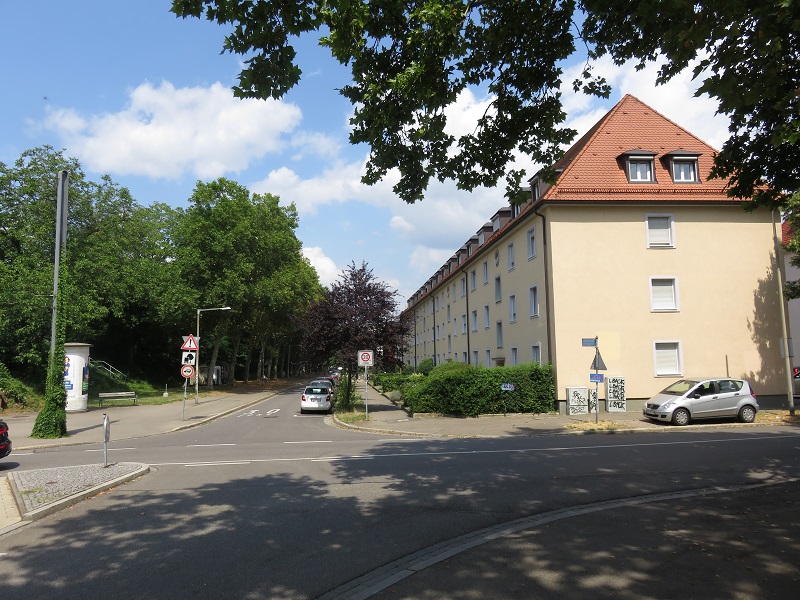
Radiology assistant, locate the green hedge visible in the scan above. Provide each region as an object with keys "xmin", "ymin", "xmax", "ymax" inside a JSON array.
[{"xmin": 399, "ymin": 362, "xmax": 555, "ymax": 417}]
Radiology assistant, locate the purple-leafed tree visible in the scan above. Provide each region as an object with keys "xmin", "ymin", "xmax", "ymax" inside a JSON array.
[{"xmin": 299, "ymin": 261, "xmax": 412, "ymax": 407}]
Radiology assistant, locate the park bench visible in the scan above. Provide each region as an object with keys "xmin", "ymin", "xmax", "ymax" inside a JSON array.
[{"xmin": 98, "ymin": 391, "xmax": 138, "ymax": 407}]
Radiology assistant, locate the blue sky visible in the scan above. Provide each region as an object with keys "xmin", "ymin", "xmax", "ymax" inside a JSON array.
[{"xmin": 1, "ymin": 1, "xmax": 730, "ymax": 307}]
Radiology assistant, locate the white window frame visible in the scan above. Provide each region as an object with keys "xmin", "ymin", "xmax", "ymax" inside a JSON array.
[
  {"xmin": 650, "ymin": 277, "xmax": 679, "ymax": 312},
  {"xmin": 672, "ymin": 158, "xmax": 698, "ymax": 183},
  {"xmin": 495, "ymin": 276, "xmax": 502, "ymax": 303},
  {"xmin": 529, "ymin": 285, "xmax": 539, "ymax": 318},
  {"xmin": 509, "ymin": 294, "xmax": 517, "ymax": 323},
  {"xmin": 470, "ymin": 269, "xmax": 476, "ymax": 291},
  {"xmin": 628, "ymin": 157, "xmax": 654, "ymax": 182},
  {"xmin": 462, "ymin": 314, "xmax": 467, "ymax": 334},
  {"xmin": 447, "ymin": 335, "xmax": 452, "ymax": 353},
  {"xmin": 484, "ymin": 305, "xmax": 490, "ymax": 329},
  {"xmin": 460, "ymin": 278, "xmax": 466, "ymax": 298},
  {"xmin": 471, "ymin": 310, "xmax": 478, "ymax": 332},
  {"xmin": 531, "ymin": 344, "xmax": 541, "ymax": 364},
  {"xmin": 645, "ymin": 213, "xmax": 676, "ymax": 248},
  {"xmin": 653, "ymin": 341, "xmax": 682, "ymax": 376},
  {"xmin": 507, "ymin": 242, "xmax": 515, "ymax": 271},
  {"xmin": 496, "ymin": 321, "xmax": 503, "ymax": 348},
  {"xmin": 510, "ymin": 347, "xmax": 518, "ymax": 366},
  {"xmin": 526, "ymin": 226, "xmax": 536, "ymax": 259},
  {"xmin": 483, "ymin": 261, "xmax": 489, "ymax": 284},
  {"xmin": 462, "ymin": 352, "xmax": 467, "ymax": 363},
  {"xmin": 485, "ymin": 349, "xmax": 492, "ymax": 367},
  {"xmin": 472, "ymin": 350, "xmax": 478, "ymax": 365}
]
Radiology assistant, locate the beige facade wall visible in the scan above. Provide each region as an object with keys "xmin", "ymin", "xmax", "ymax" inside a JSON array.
[{"xmin": 544, "ymin": 203, "xmax": 785, "ymax": 401}]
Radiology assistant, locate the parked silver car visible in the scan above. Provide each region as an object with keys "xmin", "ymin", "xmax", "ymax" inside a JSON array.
[
  {"xmin": 300, "ymin": 385, "xmax": 333, "ymax": 414},
  {"xmin": 643, "ymin": 378, "xmax": 758, "ymax": 426}
]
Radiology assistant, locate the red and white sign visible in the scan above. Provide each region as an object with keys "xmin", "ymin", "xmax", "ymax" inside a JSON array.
[
  {"xmin": 181, "ymin": 334, "xmax": 199, "ymax": 351},
  {"xmin": 181, "ymin": 364, "xmax": 195, "ymax": 379},
  {"xmin": 358, "ymin": 350, "xmax": 374, "ymax": 367}
]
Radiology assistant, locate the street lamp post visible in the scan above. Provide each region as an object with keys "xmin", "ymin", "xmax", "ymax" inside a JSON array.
[{"xmin": 195, "ymin": 306, "xmax": 231, "ymax": 404}]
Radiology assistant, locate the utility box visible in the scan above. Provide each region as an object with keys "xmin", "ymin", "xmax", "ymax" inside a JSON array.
[
  {"xmin": 566, "ymin": 386, "xmax": 588, "ymax": 415},
  {"xmin": 64, "ymin": 343, "xmax": 92, "ymax": 412}
]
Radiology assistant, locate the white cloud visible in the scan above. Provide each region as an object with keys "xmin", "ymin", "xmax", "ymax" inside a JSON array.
[
  {"xmin": 302, "ymin": 246, "xmax": 339, "ymax": 288},
  {"xmin": 43, "ymin": 81, "xmax": 302, "ymax": 179}
]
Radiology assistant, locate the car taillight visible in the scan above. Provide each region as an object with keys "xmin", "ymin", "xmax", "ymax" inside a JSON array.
[
  {"xmin": 301, "ymin": 394, "xmax": 306, "ymax": 402},
  {"xmin": 0, "ymin": 424, "xmax": 7, "ymax": 436}
]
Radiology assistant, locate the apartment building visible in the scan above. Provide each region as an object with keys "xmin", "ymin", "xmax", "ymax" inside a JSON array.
[{"xmin": 403, "ymin": 95, "xmax": 790, "ymax": 412}]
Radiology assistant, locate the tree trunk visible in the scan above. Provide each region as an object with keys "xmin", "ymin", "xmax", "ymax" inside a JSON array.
[
  {"xmin": 230, "ymin": 333, "xmax": 241, "ymax": 387},
  {"xmin": 243, "ymin": 342, "xmax": 252, "ymax": 384}
]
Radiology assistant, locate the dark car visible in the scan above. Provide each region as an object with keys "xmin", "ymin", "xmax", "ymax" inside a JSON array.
[{"xmin": 0, "ymin": 419, "xmax": 11, "ymax": 459}]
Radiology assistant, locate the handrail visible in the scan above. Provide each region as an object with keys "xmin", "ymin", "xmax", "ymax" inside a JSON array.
[{"xmin": 89, "ymin": 358, "xmax": 127, "ymax": 381}]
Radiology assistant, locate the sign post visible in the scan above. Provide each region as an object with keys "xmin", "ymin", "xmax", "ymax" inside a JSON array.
[
  {"xmin": 180, "ymin": 364, "xmax": 195, "ymax": 421},
  {"xmin": 585, "ymin": 336, "xmax": 607, "ymax": 423},
  {"xmin": 102, "ymin": 413, "xmax": 110, "ymax": 468},
  {"xmin": 358, "ymin": 350, "xmax": 374, "ymax": 418}
]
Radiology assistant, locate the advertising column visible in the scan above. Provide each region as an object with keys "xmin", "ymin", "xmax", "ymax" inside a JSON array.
[{"xmin": 64, "ymin": 342, "xmax": 92, "ymax": 412}]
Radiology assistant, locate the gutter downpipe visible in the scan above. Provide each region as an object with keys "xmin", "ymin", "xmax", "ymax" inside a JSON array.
[
  {"xmin": 461, "ymin": 266, "xmax": 471, "ymax": 363},
  {"xmin": 533, "ymin": 203, "xmax": 554, "ymax": 365},
  {"xmin": 773, "ymin": 209, "xmax": 796, "ymax": 415}
]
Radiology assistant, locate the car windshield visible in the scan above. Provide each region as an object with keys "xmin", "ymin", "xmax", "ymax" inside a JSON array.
[
  {"xmin": 305, "ymin": 387, "xmax": 327, "ymax": 395},
  {"xmin": 661, "ymin": 380, "xmax": 699, "ymax": 395}
]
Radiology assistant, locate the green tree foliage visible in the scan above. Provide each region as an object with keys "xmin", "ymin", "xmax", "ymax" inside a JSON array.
[
  {"xmin": 170, "ymin": 0, "xmax": 800, "ymax": 206},
  {"xmin": 299, "ymin": 261, "xmax": 412, "ymax": 407},
  {"xmin": 173, "ymin": 178, "xmax": 322, "ymax": 388}
]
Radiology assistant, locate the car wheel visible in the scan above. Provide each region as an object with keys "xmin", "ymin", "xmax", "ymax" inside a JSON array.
[
  {"xmin": 672, "ymin": 408, "xmax": 690, "ymax": 426},
  {"xmin": 739, "ymin": 405, "xmax": 756, "ymax": 423}
]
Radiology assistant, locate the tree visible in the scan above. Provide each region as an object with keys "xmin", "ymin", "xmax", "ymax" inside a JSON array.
[
  {"xmin": 170, "ymin": 0, "xmax": 800, "ymax": 207},
  {"xmin": 299, "ymin": 261, "xmax": 412, "ymax": 406}
]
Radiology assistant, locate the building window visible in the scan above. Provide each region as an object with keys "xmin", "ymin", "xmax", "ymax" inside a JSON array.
[
  {"xmin": 507, "ymin": 242, "xmax": 515, "ymax": 271},
  {"xmin": 479, "ymin": 232, "xmax": 485, "ymax": 245},
  {"xmin": 510, "ymin": 347, "xmax": 518, "ymax": 366},
  {"xmin": 527, "ymin": 226, "xmax": 536, "ymax": 259},
  {"xmin": 462, "ymin": 352, "xmax": 467, "ymax": 363},
  {"xmin": 509, "ymin": 294, "xmax": 517, "ymax": 323},
  {"xmin": 672, "ymin": 159, "xmax": 698, "ymax": 183},
  {"xmin": 646, "ymin": 214, "xmax": 675, "ymax": 248},
  {"xmin": 495, "ymin": 276, "xmax": 502, "ymax": 303},
  {"xmin": 529, "ymin": 286, "xmax": 539, "ymax": 318},
  {"xmin": 654, "ymin": 341, "xmax": 682, "ymax": 376},
  {"xmin": 453, "ymin": 318, "xmax": 457, "ymax": 336},
  {"xmin": 628, "ymin": 157, "xmax": 654, "ymax": 182},
  {"xmin": 485, "ymin": 349, "xmax": 491, "ymax": 367},
  {"xmin": 531, "ymin": 344, "xmax": 541, "ymax": 364},
  {"xmin": 496, "ymin": 321, "xmax": 503, "ymax": 348},
  {"xmin": 470, "ymin": 269, "xmax": 476, "ymax": 291},
  {"xmin": 447, "ymin": 305, "xmax": 450, "ymax": 321},
  {"xmin": 460, "ymin": 278, "xmax": 466, "ymax": 298},
  {"xmin": 447, "ymin": 335, "xmax": 452, "ymax": 353},
  {"xmin": 462, "ymin": 314, "xmax": 467, "ymax": 334},
  {"xmin": 483, "ymin": 261, "xmax": 489, "ymax": 284},
  {"xmin": 471, "ymin": 310, "xmax": 478, "ymax": 331},
  {"xmin": 435, "ymin": 325, "xmax": 439, "ymax": 340},
  {"xmin": 650, "ymin": 277, "xmax": 679, "ymax": 311},
  {"xmin": 472, "ymin": 350, "xmax": 478, "ymax": 365},
  {"xmin": 484, "ymin": 305, "xmax": 490, "ymax": 329}
]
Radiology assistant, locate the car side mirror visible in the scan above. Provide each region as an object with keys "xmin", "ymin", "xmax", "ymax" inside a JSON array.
[{"xmin": 693, "ymin": 393, "xmax": 701, "ymax": 399}]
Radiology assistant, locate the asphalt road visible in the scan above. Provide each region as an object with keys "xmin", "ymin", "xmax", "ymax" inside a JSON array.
[{"xmin": 2, "ymin": 387, "xmax": 799, "ymax": 599}]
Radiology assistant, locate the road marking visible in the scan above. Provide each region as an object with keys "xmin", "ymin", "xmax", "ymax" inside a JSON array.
[
  {"xmin": 85, "ymin": 447, "xmax": 136, "ymax": 452},
  {"xmin": 186, "ymin": 461, "xmax": 250, "ymax": 467},
  {"xmin": 188, "ymin": 443, "xmax": 236, "ymax": 447},
  {"xmin": 284, "ymin": 440, "xmax": 333, "ymax": 444}
]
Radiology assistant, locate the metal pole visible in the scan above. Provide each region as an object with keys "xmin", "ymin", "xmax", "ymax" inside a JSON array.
[
  {"xmin": 50, "ymin": 171, "xmax": 68, "ymax": 360},
  {"xmin": 773, "ymin": 210, "xmax": 796, "ymax": 415},
  {"xmin": 183, "ymin": 377, "xmax": 187, "ymax": 420},
  {"xmin": 195, "ymin": 309, "xmax": 200, "ymax": 405},
  {"xmin": 102, "ymin": 413, "xmax": 110, "ymax": 468},
  {"xmin": 595, "ymin": 338, "xmax": 600, "ymax": 424},
  {"xmin": 364, "ymin": 365, "xmax": 369, "ymax": 418}
]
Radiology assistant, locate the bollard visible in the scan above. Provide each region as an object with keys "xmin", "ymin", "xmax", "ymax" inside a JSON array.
[{"xmin": 102, "ymin": 413, "xmax": 110, "ymax": 468}]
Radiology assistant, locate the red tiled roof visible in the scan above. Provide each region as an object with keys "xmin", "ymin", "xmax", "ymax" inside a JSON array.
[{"xmin": 539, "ymin": 95, "xmax": 733, "ymax": 203}]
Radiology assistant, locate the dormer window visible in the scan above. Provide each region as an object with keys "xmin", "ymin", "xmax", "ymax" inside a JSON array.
[
  {"xmin": 620, "ymin": 150, "xmax": 658, "ymax": 183},
  {"xmin": 664, "ymin": 150, "xmax": 701, "ymax": 183},
  {"xmin": 629, "ymin": 159, "xmax": 653, "ymax": 182}
]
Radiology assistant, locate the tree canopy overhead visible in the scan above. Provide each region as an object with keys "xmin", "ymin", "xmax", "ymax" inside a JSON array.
[{"xmin": 171, "ymin": 0, "xmax": 800, "ymax": 207}]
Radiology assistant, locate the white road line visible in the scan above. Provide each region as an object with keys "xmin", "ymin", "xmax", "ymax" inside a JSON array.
[
  {"xmin": 188, "ymin": 443, "xmax": 236, "ymax": 447},
  {"xmin": 85, "ymin": 447, "xmax": 136, "ymax": 452},
  {"xmin": 186, "ymin": 461, "xmax": 250, "ymax": 467},
  {"xmin": 284, "ymin": 440, "xmax": 333, "ymax": 444}
]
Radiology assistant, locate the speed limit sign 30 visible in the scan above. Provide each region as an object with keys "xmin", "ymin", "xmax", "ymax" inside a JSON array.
[{"xmin": 358, "ymin": 350, "xmax": 374, "ymax": 366}]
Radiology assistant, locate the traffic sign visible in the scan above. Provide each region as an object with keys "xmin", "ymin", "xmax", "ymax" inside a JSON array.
[
  {"xmin": 582, "ymin": 337, "xmax": 597, "ymax": 347},
  {"xmin": 181, "ymin": 334, "xmax": 199, "ymax": 351},
  {"xmin": 182, "ymin": 351, "xmax": 196, "ymax": 365},
  {"xmin": 181, "ymin": 364, "xmax": 195, "ymax": 379},
  {"xmin": 589, "ymin": 373, "xmax": 604, "ymax": 383},
  {"xmin": 358, "ymin": 350, "xmax": 374, "ymax": 366}
]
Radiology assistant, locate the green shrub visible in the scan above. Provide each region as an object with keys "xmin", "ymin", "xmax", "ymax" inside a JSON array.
[
  {"xmin": 416, "ymin": 358, "xmax": 435, "ymax": 375},
  {"xmin": 0, "ymin": 362, "xmax": 30, "ymax": 409},
  {"xmin": 401, "ymin": 362, "xmax": 555, "ymax": 416}
]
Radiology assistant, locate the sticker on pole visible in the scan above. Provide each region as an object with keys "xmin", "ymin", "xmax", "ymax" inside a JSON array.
[
  {"xmin": 181, "ymin": 364, "xmax": 195, "ymax": 379},
  {"xmin": 358, "ymin": 350, "xmax": 374, "ymax": 366}
]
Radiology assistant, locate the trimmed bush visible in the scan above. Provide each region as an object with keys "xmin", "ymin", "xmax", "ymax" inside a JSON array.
[{"xmin": 401, "ymin": 362, "xmax": 555, "ymax": 417}]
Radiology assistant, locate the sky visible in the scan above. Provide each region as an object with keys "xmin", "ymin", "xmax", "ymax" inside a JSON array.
[{"xmin": 0, "ymin": 1, "xmax": 731, "ymax": 308}]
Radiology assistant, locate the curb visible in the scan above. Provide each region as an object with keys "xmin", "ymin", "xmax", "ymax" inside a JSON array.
[{"xmin": 7, "ymin": 463, "xmax": 150, "ymax": 522}]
